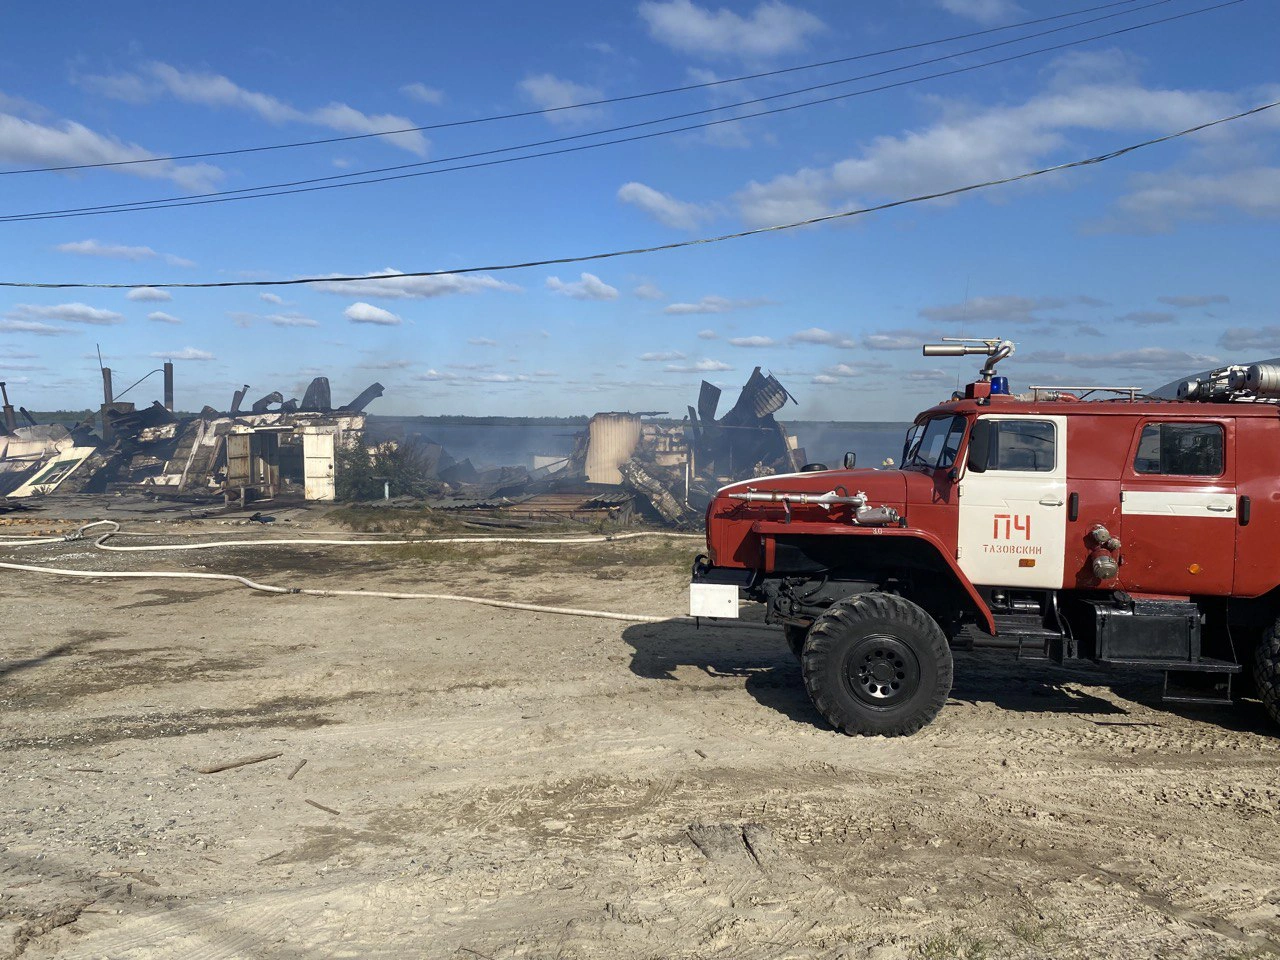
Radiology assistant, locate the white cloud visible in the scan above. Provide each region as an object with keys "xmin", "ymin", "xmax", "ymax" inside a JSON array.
[
  {"xmin": 905, "ymin": 369, "xmax": 951, "ymax": 382},
  {"xmin": 727, "ymin": 335, "xmax": 776, "ymax": 347},
  {"xmin": 546, "ymin": 272, "xmax": 619, "ymax": 301},
  {"xmin": 640, "ymin": 350, "xmax": 686, "ymax": 361},
  {"xmin": 311, "ymin": 268, "xmax": 519, "ymax": 300},
  {"xmin": 1117, "ymin": 310, "xmax": 1176, "ymax": 326},
  {"xmin": 789, "ymin": 327, "xmax": 856, "ymax": 348},
  {"xmin": 259, "ymin": 292, "xmax": 285, "ymax": 305},
  {"xmin": 664, "ymin": 358, "xmax": 732, "ymax": 372},
  {"xmin": 517, "ymin": 74, "xmax": 604, "ymax": 124},
  {"xmin": 401, "ymin": 82, "xmax": 444, "ymax": 105},
  {"xmin": 358, "ymin": 358, "xmax": 414, "ymax": 370},
  {"xmin": 344, "ymin": 302, "xmax": 402, "ymax": 325},
  {"xmin": 1024, "ymin": 347, "xmax": 1219, "ymax": 369},
  {"xmin": 633, "ymin": 282, "xmax": 666, "ymax": 300},
  {"xmin": 147, "ymin": 311, "xmax": 182, "ymax": 324},
  {"xmin": 55, "ymin": 239, "xmax": 194, "ymax": 267},
  {"xmin": 617, "ymin": 181, "xmax": 709, "ymax": 230},
  {"xmin": 811, "ymin": 373, "xmax": 840, "ymax": 384},
  {"xmin": 126, "ymin": 287, "xmax": 172, "ymax": 302},
  {"xmin": 697, "ymin": 329, "xmax": 719, "ymax": 340},
  {"xmin": 863, "ymin": 329, "xmax": 931, "ymax": 350},
  {"xmin": 0, "ymin": 319, "xmax": 77, "ymax": 336},
  {"xmin": 417, "ymin": 368, "xmax": 532, "ymax": 384},
  {"xmin": 733, "ymin": 64, "xmax": 1248, "ymax": 228},
  {"xmin": 0, "ymin": 109, "xmax": 220, "ymax": 191},
  {"xmin": 920, "ymin": 295, "xmax": 1104, "ymax": 324},
  {"xmin": 937, "ymin": 0, "xmax": 1022, "ymax": 25},
  {"xmin": 7, "ymin": 303, "xmax": 123, "ymax": 325},
  {"xmin": 268, "ymin": 312, "xmax": 319, "ymax": 327},
  {"xmin": 1110, "ymin": 167, "xmax": 1280, "ymax": 232},
  {"xmin": 1219, "ymin": 327, "xmax": 1280, "ymax": 352},
  {"xmin": 86, "ymin": 63, "xmax": 429, "ymax": 156},
  {"xmin": 469, "ymin": 337, "xmax": 498, "ymax": 347},
  {"xmin": 1159, "ymin": 294, "xmax": 1230, "ymax": 308},
  {"xmin": 639, "ymin": 0, "xmax": 823, "ymax": 58},
  {"xmin": 822, "ymin": 361, "xmax": 893, "ymax": 378},
  {"xmin": 664, "ymin": 295, "xmax": 770, "ymax": 315},
  {"xmin": 152, "ymin": 347, "xmax": 215, "ymax": 361}
]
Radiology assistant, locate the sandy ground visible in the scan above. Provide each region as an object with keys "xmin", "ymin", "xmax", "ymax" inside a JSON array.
[{"xmin": 3, "ymin": 514, "xmax": 1280, "ymax": 959}]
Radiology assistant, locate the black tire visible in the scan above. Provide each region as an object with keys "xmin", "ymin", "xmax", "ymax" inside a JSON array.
[
  {"xmin": 784, "ymin": 624, "xmax": 809, "ymax": 659},
  {"xmin": 1252, "ymin": 624, "xmax": 1280, "ymax": 725},
  {"xmin": 801, "ymin": 592, "xmax": 953, "ymax": 737}
]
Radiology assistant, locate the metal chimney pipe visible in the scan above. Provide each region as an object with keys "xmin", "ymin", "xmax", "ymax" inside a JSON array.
[
  {"xmin": 0, "ymin": 382, "xmax": 16, "ymax": 433},
  {"xmin": 101, "ymin": 367, "xmax": 114, "ymax": 441},
  {"xmin": 163, "ymin": 361, "xmax": 174, "ymax": 411}
]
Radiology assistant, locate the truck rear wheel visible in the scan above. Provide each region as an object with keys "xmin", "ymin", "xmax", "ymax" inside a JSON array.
[
  {"xmin": 784, "ymin": 624, "xmax": 808, "ymax": 659},
  {"xmin": 802, "ymin": 593, "xmax": 953, "ymax": 737},
  {"xmin": 1252, "ymin": 622, "xmax": 1280, "ymax": 726}
]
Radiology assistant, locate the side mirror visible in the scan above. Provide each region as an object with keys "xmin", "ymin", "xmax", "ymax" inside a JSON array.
[
  {"xmin": 967, "ymin": 419, "xmax": 991, "ymax": 473},
  {"xmin": 843, "ymin": 451, "xmax": 857, "ymax": 469}
]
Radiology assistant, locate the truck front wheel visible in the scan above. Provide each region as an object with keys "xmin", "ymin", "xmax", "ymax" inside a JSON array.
[
  {"xmin": 1252, "ymin": 621, "xmax": 1280, "ymax": 726},
  {"xmin": 802, "ymin": 593, "xmax": 953, "ymax": 736}
]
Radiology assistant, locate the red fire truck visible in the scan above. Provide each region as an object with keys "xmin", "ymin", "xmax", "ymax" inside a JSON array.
[{"xmin": 690, "ymin": 339, "xmax": 1280, "ymax": 736}]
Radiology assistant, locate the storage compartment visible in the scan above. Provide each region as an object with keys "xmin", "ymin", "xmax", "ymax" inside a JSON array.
[{"xmin": 1089, "ymin": 599, "xmax": 1201, "ymax": 663}]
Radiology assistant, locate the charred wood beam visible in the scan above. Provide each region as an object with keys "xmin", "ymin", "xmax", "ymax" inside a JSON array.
[
  {"xmin": 341, "ymin": 382, "xmax": 384, "ymax": 413},
  {"xmin": 251, "ymin": 391, "xmax": 283, "ymax": 414}
]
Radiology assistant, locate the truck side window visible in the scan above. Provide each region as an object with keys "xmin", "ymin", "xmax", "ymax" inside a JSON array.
[
  {"xmin": 989, "ymin": 420, "xmax": 1055, "ymax": 472},
  {"xmin": 1133, "ymin": 422, "xmax": 1223, "ymax": 476}
]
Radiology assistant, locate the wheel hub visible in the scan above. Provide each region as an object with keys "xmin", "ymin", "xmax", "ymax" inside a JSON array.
[{"xmin": 844, "ymin": 634, "xmax": 921, "ymax": 707}]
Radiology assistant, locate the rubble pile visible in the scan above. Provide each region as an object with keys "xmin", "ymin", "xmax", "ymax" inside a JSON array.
[
  {"xmin": 409, "ymin": 366, "xmax": 804, "ymax": 528},
  {"xmin": 0, "ymin": 375, "xmax": 383, "ymax": 505},
  {"xmin": 1, "ymin": 365, "xmax": 803, "ymax": 529}
]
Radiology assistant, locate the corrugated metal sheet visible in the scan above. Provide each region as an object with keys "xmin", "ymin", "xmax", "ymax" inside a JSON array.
[{"xmin": 584, "ymin": 413, "xmax": 642, "ymax": 485}]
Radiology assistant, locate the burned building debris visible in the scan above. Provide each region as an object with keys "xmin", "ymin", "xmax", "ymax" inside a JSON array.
[
  {"xmin": 374, "ymin": 366, "xmax": 804, "ymax": 528},
  {"xmin": 1, "ymin": 363, "xmax": 801, "ymax": 529},
  {"xmin": 0, "ymin": 371, "xmax": 386, "ymax": 506}
]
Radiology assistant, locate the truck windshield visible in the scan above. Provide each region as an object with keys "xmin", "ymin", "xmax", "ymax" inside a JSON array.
[{"xmin": 903, "ymin": 415, "xmax": 967, "ymax": 470}]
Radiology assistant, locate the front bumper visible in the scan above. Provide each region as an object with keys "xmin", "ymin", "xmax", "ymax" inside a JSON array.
[{"xmin": 689, "ymin": 559, "xmax": 755, "ymax": 619}]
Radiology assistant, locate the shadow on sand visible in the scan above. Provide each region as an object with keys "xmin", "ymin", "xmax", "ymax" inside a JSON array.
[{"xmin": 618, "ymin": 618, "xmax": 1268, "ymax": 732}]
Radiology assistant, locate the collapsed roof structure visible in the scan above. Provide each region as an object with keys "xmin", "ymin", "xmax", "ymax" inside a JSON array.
[
  {"xmin": 0, "ymin": 372, "xmax": 384, "ymax": 504},
  {"xmin": 1, "ymin": 364, "xmax": 802, "ymax": 528},
  {"xmin": 393, "ymin": 367, "xmax": 805, "ymax": 527}
]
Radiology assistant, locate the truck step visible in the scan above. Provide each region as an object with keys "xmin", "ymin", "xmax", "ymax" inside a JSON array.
[
  {"xmin": 1098, "ymin": 656, "xmax": 1240, "ymax": 674},
  {"xmin": 1162, "ymin": 669, "xmax": 1235, "ymax": 706}
]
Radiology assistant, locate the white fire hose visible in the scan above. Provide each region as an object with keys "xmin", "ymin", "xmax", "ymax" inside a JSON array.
[{"xmin": 0, "ymin": 521, "xmax": 760, "ymax": 627}]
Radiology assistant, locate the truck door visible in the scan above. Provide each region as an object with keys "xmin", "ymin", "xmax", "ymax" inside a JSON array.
[
  {"xmin": 957, "ymin": 415, "xmax": 1068, "ymax": 589},
  {"xmin": 1119, "ymin": 418, "xmax": 1235, "ymax": 596}
]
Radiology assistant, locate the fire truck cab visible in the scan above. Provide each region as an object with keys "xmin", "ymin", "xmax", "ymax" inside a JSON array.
[{"xmin": 691, "ymin": 339, "xmax": 1280, "ymax": 736}]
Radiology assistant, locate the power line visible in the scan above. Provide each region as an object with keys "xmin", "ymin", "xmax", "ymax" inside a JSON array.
[
  {"xmin": 3, "ymin": 98, "xmax": 1273, "ymax": 291},
  {"xmin": 0, "ymin": 0, "xmax": 1186, "ymax": 219},
  {"xmin": 0, "ymin": 0, "xmax": 1156, "ymax": 177},
  {"xmin": 1, "ymin": 0, "xmax": 1236, "ymax": 224}
]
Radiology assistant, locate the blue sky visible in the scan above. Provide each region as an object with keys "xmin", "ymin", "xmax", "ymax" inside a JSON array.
[{"xmin": 1, "ymin": 0, "xmax": 1277, "ymax": 419}]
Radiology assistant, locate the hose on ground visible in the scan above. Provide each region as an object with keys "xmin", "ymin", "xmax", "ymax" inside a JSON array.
[
  {"xmin": 0, "ymin": 557, "xmax": 673, "ymax": 622},
  {"xmin": 65, "ymin": 519, "xmax": 703, "ymax": 552},
  {"xmin": 0, "ymin": 520, "xmax": 761, "ymax": 628}
]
